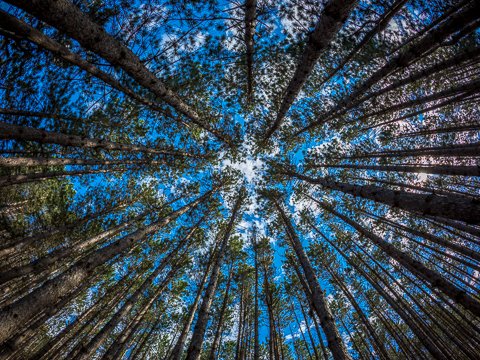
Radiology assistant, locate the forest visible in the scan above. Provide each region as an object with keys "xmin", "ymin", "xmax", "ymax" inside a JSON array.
[{"xmin": 0, "ymin": 0, "xmax": 479, "ymax": 359}]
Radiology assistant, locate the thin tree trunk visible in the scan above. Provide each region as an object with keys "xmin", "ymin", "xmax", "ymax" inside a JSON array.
[
  {"xmin": 76, "ymin": 220, "xmax": 201, "ymax": 359},
  {"xmin": 309, "ymin": 163, "xmax": 480, "ymax": 177},
  {"xmin": 0, "ymin": 198, "xmax": 134, "ymax": 259},
  {"xmin": 168, "ymin": 243, "xmax": 217, "ymax": 360},
  {"xmin": 398, "ymin": 122, "xmax": 480, "ymax": 138},
  {"xmin": 271, "ymin": 198, "xmax": 351, "ymax": 360},
  {"xmin": 0, "ymin": 214, "xmax": 143, "ymax": 285},
  {"xmin": 253, "ymin": 233, "xmax": 260, "ymax": 360},
  {"xmin": 101, "ymin": 260, "xmax": 185, "ymax": 360},
  {"xmin": 185, "ymin": 189, "xmax": 244, "ymax": 360},
  {"xmin": 294, "ymin": 1, "xmax": 480, "ymax": 136},
  {"xmin": 318, "ymin": 0, "xmax": 408, "ymax": 88},
  {"xmin": 208, "ymin": 263, "xmax": 234, "ymax": 360}
]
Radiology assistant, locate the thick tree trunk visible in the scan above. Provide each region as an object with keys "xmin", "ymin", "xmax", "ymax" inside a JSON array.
[
  {"xmin": 282, "ymin": 168, "xmax": 480, "ymax": 224},
  {"xmin": 0, "ymin": 189, "xmax": 211, "ymax": 344},
  {"xmin": 311, "ymin": 197, "xmax": 480, "ymax": 317},
  {"xmin": 4, "ymin": 0, "xmax": 232, "ymax": 145},
  {"xmin": 263, "ymin": 0, "xmax": 356, "ymax": 140},
  {"xmin": 272, "ymin": 199, "xmax": 351, "ymax": 360},
  {"xmin": 0, "ymin": 121, "xmax": 200, "ymax": 157},
  {"xmin": 0, "ymin": 156, "xmax": 165, "ymax": 168},
  {"xmin": 310, "ymin": 163, "xmax": 480, "ymax": 177},
  {"xmin": 185, "ymin": 189, "xmax": 244, "ymax": 360}
]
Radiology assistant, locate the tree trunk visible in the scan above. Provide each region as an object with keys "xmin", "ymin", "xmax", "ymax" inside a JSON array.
[
  {"xmin": 0, "ymin": 156, "xmax": 165, "ymax": 168},
  {"xmin": 283, "ymin": 168, "xmax": 480, "ymax": 224},
  {"xmin": 253, "ymin": 234, "xmax": 260, "ymax": 360},
  {"xmin": 310, "ymin": 163, "xmax": 480, "ymax": 177},
  {"xmin": 168, "ymin": 244, "xmax": 217, "ymax": 360},
  {"xmin": 0, "ymin": 167, "xmax": 131, "ymax": 187},
  {"xmin": 185, "ymin": 189, "xmax": 244, "ymax": 360},
  {"xmin": 398, "ymin": 123, "xmax": 480, "ymax": 138},
  {"xmin": 244, "ymin": 0, "xmax": 256, "ymax": 103},
  {"xmin": 263, "ymin": 0, "xmax": 356, "ymax": 140},
  {"xmin": 208, "ymin": 263, "xmax": 234, "ymax": 360},
  {"xmin": 0, "ymin": 121, "xmax": 200, "ymax": 157},
  {"xmin": 76, "ymin": 220, "xmax": 200, "ymax": 359},
  {"xmin": 294, "ymin": 0, "xmax": 480, "ymax": 136},
  {"xmin": 272, "ymin": 198, "xmax": 351, "ymax": 360},
  {"xmin": 318, "ymin": 0, "xmax": 408, "ymax": 88}
]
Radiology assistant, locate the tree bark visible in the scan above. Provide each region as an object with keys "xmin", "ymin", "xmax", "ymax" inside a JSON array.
[
  {"xmin": 0, "ymin": 156, "xmax": 165, "ymax": 168},
  {"xmin": 0, "ymin": 121, "xmax": 201, "ymax": 157},
  {"xmin": 310, "ymin": 163, "xmax": 480, "ymax": 177},
  {"xmin": 185, "ymin": 189, "xmax": 244, "ymax": 360},
  {"xmin": 272, "ymin": 198, "xmax": 351, "ymax": 360},
  {"xmin": 244, "ymin": 0, "xmax": 256, "ymax": 103},
  {"xmin": 263, "ymin": 0, "xmax": 357, "ymax": 140},
  {"xmin": 282, "ymin": 168, "xmax": 480, "ymax": 224},
  {"xmin": 294, "ymin": 1, "xmax": 480, "ymax": 136},
  {"xmin": 208, "ymin": 262, "xmax": 234, "ymax": 360},
  {"xmin": 168, "ymin": 244, "xmax": 217, "ymax": 360}
]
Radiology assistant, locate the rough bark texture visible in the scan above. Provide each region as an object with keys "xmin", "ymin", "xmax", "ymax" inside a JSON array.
[
  {"xmin": 0, "ymin": 156, "xmax": 165, "ymax": 168},
  {"xmin": 244, "ymin": 0, "xmax": 256, "ymax": 103},
  {"xmin": 264, "ymin": 0, "xmax": 357, "ymax": 140},
  {"xmin": 282, "ymin": 168, "xmax": 480, "ymax": 224},
  {"xmin": 0, "ymin": 121, "xmax": 198, "ymax": 157},
  {"xmin": 310, "ymin": 163, "xmax": 480, "ymax": 177},
  {"xmin": 272, "ymin": 199, "xmax": 351, "ymax": 360}
]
